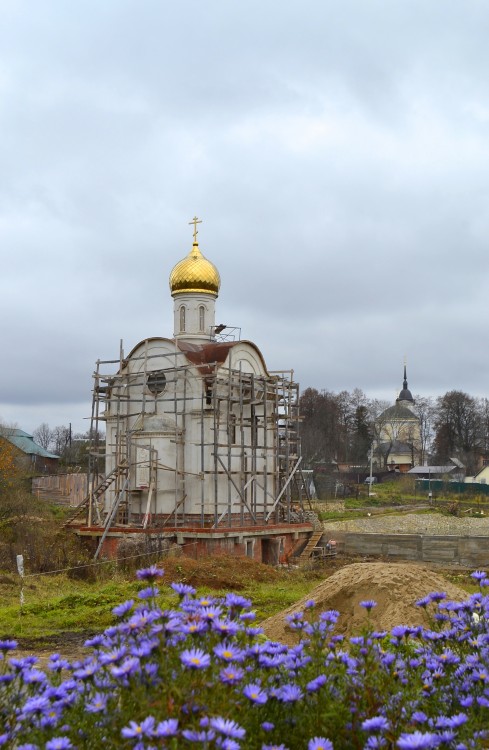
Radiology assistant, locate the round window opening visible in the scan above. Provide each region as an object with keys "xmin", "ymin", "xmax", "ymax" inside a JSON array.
[{"xmin": 147, "ymin": 370, "xmax": 167, "ymax": 395}]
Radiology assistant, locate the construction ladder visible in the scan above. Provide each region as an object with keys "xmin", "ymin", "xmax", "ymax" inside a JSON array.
[{"xmin": 63, "ymin": 462, "xmax": 129, "ymax": 527}]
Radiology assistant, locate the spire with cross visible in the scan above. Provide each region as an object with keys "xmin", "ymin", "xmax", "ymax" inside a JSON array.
[{"xmin": 189, "ymin": 216, "xmax": 202, "ymax": 243}]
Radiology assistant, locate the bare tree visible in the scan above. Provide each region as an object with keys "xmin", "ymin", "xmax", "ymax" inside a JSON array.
[
  {"xmin": 412, "ymin": 396, "xmax": 435, "ymax": 465},
  {"xmin": 433, "ymin": 390, "xmax": 481, "ymax": 472},
  {"xmin": 33, "ymin": 422, "xmax": 54, "ymax": 451},
  {"xmin": 52, "ymin": 425, "xmax": 71, "ymax": 458}
]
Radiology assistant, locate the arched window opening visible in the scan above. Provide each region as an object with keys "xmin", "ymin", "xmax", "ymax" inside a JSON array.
[
  {"xmin": 199, "ymin": 305, "xmax": 205, "ymax": 332},
  {"xmin": 179, "ymin": 306, "xmax": 186, "ymax": 332}
]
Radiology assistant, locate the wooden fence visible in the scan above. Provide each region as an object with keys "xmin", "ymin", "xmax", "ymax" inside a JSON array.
[
  {"xmin": 328, "ymin": 530, "xmax": 489, "ymax": 568},
  {"xmin": 32, "ymin": 473, "xmax": 88, "ymax": 507}
]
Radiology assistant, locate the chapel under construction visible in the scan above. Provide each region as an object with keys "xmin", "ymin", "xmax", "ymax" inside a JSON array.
[{"xmin": 71, "ymin": 219, "xmax": 315, "ymax": 562}]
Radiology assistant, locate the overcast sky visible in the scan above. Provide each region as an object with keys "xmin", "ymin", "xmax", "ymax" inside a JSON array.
[{"xmin": 2, "ymin": 0, "xmax": 489, "ymax": 435}]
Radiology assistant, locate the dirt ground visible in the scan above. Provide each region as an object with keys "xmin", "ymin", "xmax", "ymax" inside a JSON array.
[{"xmin": 261, "ymin": 561, "xmax": 470, "ymax": 644}]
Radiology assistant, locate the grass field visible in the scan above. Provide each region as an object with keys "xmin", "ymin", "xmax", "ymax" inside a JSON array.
[{"xmin": 0, "ymin": 555, "xmax": 329, "ymax": 643}]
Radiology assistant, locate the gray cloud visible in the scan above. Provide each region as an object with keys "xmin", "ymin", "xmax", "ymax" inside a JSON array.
[{"xmin": 2, "ymin": 0, "xmax": 489, "ymax": 434}]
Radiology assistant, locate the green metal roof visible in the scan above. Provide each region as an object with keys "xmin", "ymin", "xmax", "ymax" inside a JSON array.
[{"xmin": 3, "ymin": 429, "xmax": 59, "ymax": 459}]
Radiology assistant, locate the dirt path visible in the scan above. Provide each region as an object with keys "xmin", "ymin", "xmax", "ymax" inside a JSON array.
[{"xmin": 13, "ymin": 631, "xmax": 93, "ymax": 667}]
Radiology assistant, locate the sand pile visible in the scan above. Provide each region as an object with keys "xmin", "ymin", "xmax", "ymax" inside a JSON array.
[{"xmin": 261, "ymin": 562, "xmax": 469, "ymax": 644}]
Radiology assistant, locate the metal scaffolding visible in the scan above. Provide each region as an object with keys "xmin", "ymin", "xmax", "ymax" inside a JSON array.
[{"xmin": 79, "ymin": 340, "xmax": 308, "ymax": 536}]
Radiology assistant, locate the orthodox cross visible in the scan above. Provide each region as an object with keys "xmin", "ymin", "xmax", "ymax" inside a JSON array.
[{"xmin": 189, "ymin": 216, "xmax": 202, "ymax": 242}]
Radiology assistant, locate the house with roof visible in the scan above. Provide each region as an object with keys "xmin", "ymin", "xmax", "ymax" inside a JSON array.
[
  {"xmin": 1, "ymin": 429, "xmax": 59, "ymax": 474},
  {"xmin": 408, "ymin": 458, "xmax": 465, "ymax": 482},
  {"xmin": 465, "ymin": 464, "xmax": 489, "ymax": 485}
]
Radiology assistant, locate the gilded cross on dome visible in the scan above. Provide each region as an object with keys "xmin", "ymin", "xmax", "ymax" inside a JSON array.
[{"xmin": 189, "ymin": 216, "xmax": 202, "ymax": 243}]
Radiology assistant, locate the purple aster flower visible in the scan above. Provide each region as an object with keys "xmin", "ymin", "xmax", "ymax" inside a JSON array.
[
  {"xmin": 243, "ymin": 683, "xmax": 268, "ymax": 704},
  {"xmin": 219, "ymin": 666, "xmax": 244, "ymax": 685},
  {"xmin": 171, "ymin": 582, "xmax": 196, "ymax": 597},
  {"xmin": 261, "ymin": 722, "xmax": 275, "ymax": 732},
  {"xmin": 112, "ymin": 599, "xmax": 134, "ymax": 617},
  {"xmin": 138, "ymin": 586, "xmax": 160, "ymax": 600},
  {"xmin": 85, "ymin": 634, "xmax": 105, "ymax": 647},
  {"xmin": 472, "ymin": 668, "xmax": 489, "ymax": 683},
  {"xmin": 320, "ymin": 610, "xmax": 340, "ymax": 623},
  {"xmin": 435, "ymin": 714, "xmax": 468, "ymax": 729},
  {"xmin": 411, "ymin": 712, "xmax": 428, "ymax": 724},
  {"xmin": 194, "ymin": 596, "xmax": 213, "ymax": 608},
  {"xmin": 308, "ymin": 739, "xmax": 334, "ymax": 750},
  {"xmin": 214, "ymin": 642, "xmax": 245, "ymax": 662},
  {"xmin": 362, "ymin": 716, "xmax": 389, "ymax": 732},
  {"xmin": 180, "ymin": 648, "xmax": 211, "ymax": 669},
  {"xmin": 278, "ymin": 683, "xmax": 303, "ymax": 702},
  {"xmin": 85, "ymin": 693, "xmax": 108, "ymax": 713},
  {"xmin": 428, "ymin": 592, "xmax": 447, "ymax": 602},
  {"xmin": 16, "ymin": 745, "xmax": 39, "ymax": 750},
  {"xmin": 212, "ymin": 618, "xmax": 240, "ymax": 637},
  {"xmin": 360, "ymin": 600, "xmax": 377, "ymax": 612},
  {"xmin": 73, "ymin": 660, "xmax": 99, "ymax": 680},
  {"xmin": 391, "ymin": 625, "xmax": 410, "ymax": 639},
  {"xmin": 397, "ymin": 731, "xmax": 441, "ymax": 749},
  {"xmin": 181, "ymin": 619, "xmax": 207, "ymax": 635},
  {"xmin": 121, "ymin": 717, "xmax": 156, "ymax": 738},
  {"xmin": 225, "ymin": 593, "xmax": 252, "ymax": 609},
  {"xmin": 0, "ymin": 639, "xmax": 17, "ymax": 651},
  {"xmin": 126, "ymin": 611, "xmax": 152, "ymax": 632},
  {"xmin": 131, "ymin": 638, "xmax": 157, "ymax": 658},
  {"xmin": 220, "ymin": 740, "xmax": 241, "ymax": 750},
  {"xmin": 210, "ymin": 717, "xmax": 246, "ymax": 739},
  {"xmin": 45, "ymin": 739, "xmax": 72, "ymax": 750},
  {"xmin": 182, "ymin": 729, "xmax": 216, "ymax": 742},
  {"xmin": 111, "ymin": 656, "xmax": 140, "ymax": 679},
  {"xmin": 136, "ymin": 565, "xmax": 164, "ymax": 580},
  {"xmin": 99, "ymin": 646, "xmax": 127, "ymax": 665},
  {"xmin": 307, "ymin": 674, "xmax": 327, "ymax": 692},
  {"xmin": 246, "ymin": 626, "xmax": 264, "ymax": 637},
  {"xmin": 350, "ymin": 636, "xmax": 364, "ymax": 645},
  {"xmin": 286, "ymin": 611, "xmax": 304, "ymax": 628},
  {"xmin": 365, "ymin": 739, "xmax": 387, "ymax": 749},
  {"xmin": 200, "ymin": 605, "xmax": 223, "ymax": 621},
  {"xmin": 21, "ymin": 696, "xmax": 50, "ymax": 715},
  {"xmin": 471, "ymin": 570, "xmax": 487, "ymax": 581},
  {"xmin": 239, "ymin": 611, "xmax": 257, "ymax": 621},
  {"xmin": 47, "ymin": 655, "xmax": 70, "ymax": 672},
  {"xmin": 155, "ymin": 719, "xmax": 179, "ymax": 737},
  {"xmin": 23, "ymin": 669, "xmax": 46, "ymax": 684}
]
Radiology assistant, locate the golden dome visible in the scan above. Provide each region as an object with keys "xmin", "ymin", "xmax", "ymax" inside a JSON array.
[{"xmin": 169, "ymin": 240, "xmax": 220, "ymax": 297}]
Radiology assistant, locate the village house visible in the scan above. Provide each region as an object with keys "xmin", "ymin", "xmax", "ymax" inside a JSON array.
[{"xmin": 1, "ymin": 428, "xmax": 59, "ymax": 475}]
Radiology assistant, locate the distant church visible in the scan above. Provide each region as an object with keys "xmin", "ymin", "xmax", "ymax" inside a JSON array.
[
  {"xmin": 77, "ymin": 219, "xmax": 312, "ymax": 562},
  {"xmin": 375, "ymin": 365, "xmax": 421, "ymax": 472}
]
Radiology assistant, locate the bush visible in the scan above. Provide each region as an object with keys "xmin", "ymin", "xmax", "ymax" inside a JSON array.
[
  {"xmin": 2, "ymin": 568, "xmax": 489, "ymax": 748},
  {"xmin": 446, "ymin": 501, "xmax": 460, "ymax": 517}
]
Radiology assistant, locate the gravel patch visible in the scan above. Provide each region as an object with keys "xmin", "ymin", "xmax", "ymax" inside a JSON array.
[{"xmin": 321, "ymin": 512, "xmax": 489, "ymax": 536}]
